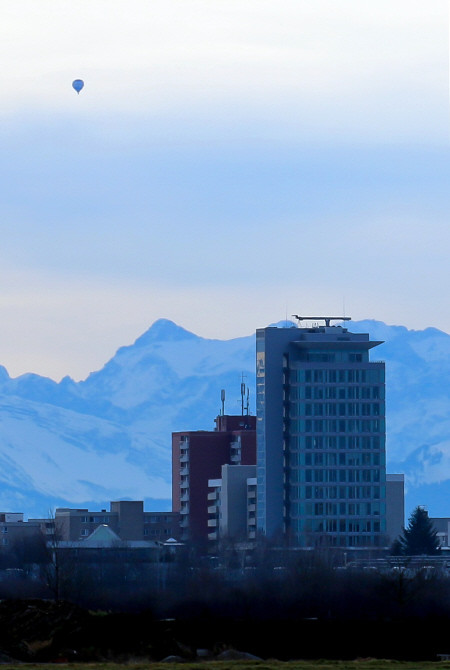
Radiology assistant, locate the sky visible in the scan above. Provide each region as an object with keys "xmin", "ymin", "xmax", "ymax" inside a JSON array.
[{"xmin": 0, "ymin": 1, "xmax": 449, "ymax": 380}]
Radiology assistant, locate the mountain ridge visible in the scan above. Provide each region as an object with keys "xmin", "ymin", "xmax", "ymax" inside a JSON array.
[{"xmin": 0, "ymin": 318, "xmax": 448, "ymax": 518}]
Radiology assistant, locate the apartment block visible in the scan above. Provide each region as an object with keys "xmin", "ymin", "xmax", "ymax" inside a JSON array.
[
  {"xmin": 208, "ymin": 464, "xmax": 257, "ymax": 543},
  {"xmin": 172, "ymin": 415, "xmax": 256, "ymax": 543}
]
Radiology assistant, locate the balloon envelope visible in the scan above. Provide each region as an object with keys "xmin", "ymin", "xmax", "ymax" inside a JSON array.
[{"xmin": 72, "ymin": 79, "xmax": 84, "ymax": 94}]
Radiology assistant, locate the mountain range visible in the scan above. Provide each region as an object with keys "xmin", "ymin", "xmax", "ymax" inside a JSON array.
[{"xmin": 0, "ymin": 318, "xmax": 448, "ymax": 520}]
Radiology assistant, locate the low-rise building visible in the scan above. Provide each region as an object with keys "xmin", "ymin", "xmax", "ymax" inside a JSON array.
[
  {"xmin": 0, "ymin": 513, "xmax": 42, "ymax": 550},
  {"xmin": 36, "ymin": 501, "xmax": 180, "ymax": 543},
  {"xmin": 430, "ymin": 517, "xmax": 450, "ymax": 549}
]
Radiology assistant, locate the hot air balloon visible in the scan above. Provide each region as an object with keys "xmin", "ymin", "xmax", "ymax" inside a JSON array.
[{"xmin": 72, "ymin": 79, "xmax": 84, "ymax": 94}]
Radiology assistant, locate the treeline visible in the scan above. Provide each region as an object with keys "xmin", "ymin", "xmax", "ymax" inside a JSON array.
[
  {"xmin": 1, "ymin": 556, "xmax": 450, "ymax": 660},
  {"xmin": 1, "ymin": 540, "xmax": 450, "ymax": 660},
  {"xmin": 0, "ymin": 538, "xmax": 449, "ymax": 618}
]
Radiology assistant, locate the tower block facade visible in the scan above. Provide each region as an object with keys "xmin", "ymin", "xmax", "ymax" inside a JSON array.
[{"xmin": 256, "ymin": 320, "xmax": 386, "ymax": 549}]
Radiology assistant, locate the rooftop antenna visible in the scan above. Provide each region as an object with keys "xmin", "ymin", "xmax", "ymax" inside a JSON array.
[
  {"xmin": 240, "ymin": 373, "xmax": 247, "ymax": 416},
  {"xmin": 292, "ymin": 315, "xmax": 351, "ymax": 328},
  {"xmin": 245, "ymin": 387, "xmax": 250, "ymax": 416},
  {"xmin": 221, "ymin": 389, "xmax": 226, "ymax": 416}
]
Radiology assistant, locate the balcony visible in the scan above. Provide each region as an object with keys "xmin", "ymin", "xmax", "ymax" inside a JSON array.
[
  {"xmin": 180, "ymin": 518, "xmax": 189, "ymax": 528},
  {"xmin": 248, "ymin": 517, "xmax": 256, "ymax": 526},
  {"xmin": 180, "ymin": 480, "xmax": 189, "ymax": 489},
  {"xmin": 208, "ymin": 519, "xmax": 218, "ymax": 527},
  {"xmin": 180, "ymin": 467, "xmax": 189, "ymax": 476},
  {"xmin": 180, "ymin": 493, "xmax": 189, "ymax": 502},
  {"xmin": 207, "ymin": 491, "xmax": 218, "ymax": 501},
  {"xmin": 230, "ymin": 453, "xmax": 241, "ymax": 463},
  {"xmin": 208, "ymin": 531, "xmax": 218, "ymax": 541},
  {"xmin": 180, "ymin": 505, "xmax": 190, "ymax": 515},
  {"xmin": 207, "ymin": 505, "xmax": 218, "ymax": 514},
  {"xmin": 248, "ymin": 504, "xmax": 256, "ymax": 513},
  {"xmin": 180, "ymin": 454, "xmax": 189, "ymax": 464}
]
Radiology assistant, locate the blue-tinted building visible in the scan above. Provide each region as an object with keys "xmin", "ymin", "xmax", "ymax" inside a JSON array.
[{"xmin": 256, "ymin": 320, "xmax": 386, "ymax": 548}]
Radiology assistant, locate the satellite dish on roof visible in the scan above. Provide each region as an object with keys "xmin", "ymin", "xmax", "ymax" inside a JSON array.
[{"xmin": 72, "ymin": 79, "xmax": 84, "ymax": 94}]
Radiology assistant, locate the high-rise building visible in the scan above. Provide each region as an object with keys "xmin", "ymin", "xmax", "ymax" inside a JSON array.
[
  {"xmin": 256, "ymin": 318, "xmax": 386, "ymax": 549},
  {"xmin": 172, "ymin": 415, "xmax": 256, "ymax": 544}
]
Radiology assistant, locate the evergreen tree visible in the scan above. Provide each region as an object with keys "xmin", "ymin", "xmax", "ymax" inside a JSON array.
[{"xmin": 399, "ymin": 506, "xmax": 441, "ymax": 556}]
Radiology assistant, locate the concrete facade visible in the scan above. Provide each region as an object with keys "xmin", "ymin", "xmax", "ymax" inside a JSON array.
[
  {"xmin": 208, "ymin": 464, "xmax": 257, "ymax": 542},
  {"xmin": 0, "ymin": 513, "xmax": 42, "ymax": 550},
  {"xmin": 386, "ymin": 474, "xmax": 405, "ymax": 544}
]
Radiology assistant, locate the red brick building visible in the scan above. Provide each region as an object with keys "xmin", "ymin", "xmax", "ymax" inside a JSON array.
[{"xmin": 172, "ymin": 415, "xmax": 256, "ymax": 544}]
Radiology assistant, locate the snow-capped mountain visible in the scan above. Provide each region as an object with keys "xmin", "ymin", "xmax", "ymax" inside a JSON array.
[
  {"xmin": 0, "ymin": 318, "xmax": 448, "ymax": 518},
  {"xmin": 0, "ymin": 319, "xmax": 256, "ymax": 516},
  {"xmin": 347, "ymin": 320, "xmax": 450, "ymax": 517}
]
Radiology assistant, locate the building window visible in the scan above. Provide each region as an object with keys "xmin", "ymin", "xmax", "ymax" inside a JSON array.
[
  {"xmin": 80, "ymin": 529, "xmax": 89, "ymax": 537},
  {"xmin": 1, "ymin": 527, "xmax": 7, "ymax": 533}
]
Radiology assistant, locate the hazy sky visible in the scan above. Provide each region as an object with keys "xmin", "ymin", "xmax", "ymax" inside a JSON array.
[{"xmin": 1, "ymin": 1, "xmax": 448, "ymax": 380}]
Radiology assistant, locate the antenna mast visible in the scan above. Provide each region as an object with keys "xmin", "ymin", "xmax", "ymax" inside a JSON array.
[{"xmin": 240, "ymin": 373, "xmax": 247, "ymax": 416}]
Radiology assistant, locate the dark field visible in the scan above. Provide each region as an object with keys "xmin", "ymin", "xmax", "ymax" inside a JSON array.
[
  {"xmin": 2, "ymin": 561, "xmax": 450, "ymax": 664},
  {"xmin": 4, "ymin": 662, "xmax": 450, "ymax": 670}
]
